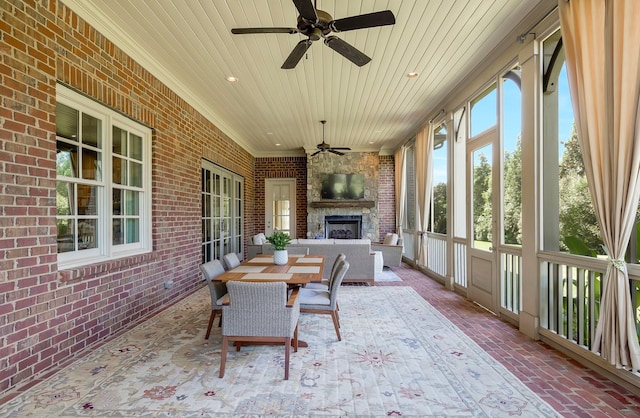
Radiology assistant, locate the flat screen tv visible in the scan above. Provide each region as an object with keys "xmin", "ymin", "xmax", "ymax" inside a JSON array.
[{"xmin": 321, "ymin": 173, "xmax": 365, "ymax": 200}]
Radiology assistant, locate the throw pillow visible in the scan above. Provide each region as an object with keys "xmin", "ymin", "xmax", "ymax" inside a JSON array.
[{"xmin": 383, "ymin": 233, "xmax": 399, "ymax": 245}]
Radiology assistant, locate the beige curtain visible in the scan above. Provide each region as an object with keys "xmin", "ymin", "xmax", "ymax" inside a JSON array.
[
  {"xmin": 395, "ymin": 146, "xmax": 407, "ymax": 239},
  {"xmin": 559, "ymin": 0, "xmax": 640, "ymax": 370},
  {"xmin": 415, "ymin": 124, "xmax": 434, "ymax": 266}
]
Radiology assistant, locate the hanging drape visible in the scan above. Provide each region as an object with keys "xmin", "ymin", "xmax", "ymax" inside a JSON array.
[
  {"xmin": 559, "ymin": 0, "xmax": 640, "ymax": 370},
  {"xmin": 415, "ymin": 124, "xmax": 434, "ymax": 266},
  {"xmin": 395, "ymin": 146, "xmax": 407, "ymax": 239}
]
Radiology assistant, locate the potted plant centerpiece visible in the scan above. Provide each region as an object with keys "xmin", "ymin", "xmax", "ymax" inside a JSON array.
[{"xmin": 266, "ymin": 231, "xmax": 292, "ymax": 265}]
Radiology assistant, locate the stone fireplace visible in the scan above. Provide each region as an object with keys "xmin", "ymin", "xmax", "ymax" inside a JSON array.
[
  {"xmin": 306, "ymin": 152, "xmax": 380, "ymax": 241},
  {"xmin": 325, "ymin": 215, "xmax": 362, "ymax": 239}
]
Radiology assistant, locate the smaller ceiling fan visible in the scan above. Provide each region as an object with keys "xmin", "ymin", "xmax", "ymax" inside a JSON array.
[
  {"xmin": 231, "ymin": 0, "xmax": 395, "ymax": 69},
  {"xmin": 311, "ymin": 120, "xmax": 350, "ymax": 156}
]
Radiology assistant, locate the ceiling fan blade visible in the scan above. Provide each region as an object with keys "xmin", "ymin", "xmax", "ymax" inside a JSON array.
[
  {"xmin": 328, "ymin": 149, "xmax": 345, "ymax": 156},
  {"xmin": 231, "ymin": 27, "xmax": 298, "ymax": 35},
  {"xmin": 281, "ymin": 39, "xmax": 313, "ymax": 69},
  {"xmin": 330, "ymin": 147, "xmax": 351, "ymax": 151},
  {"xmin": 324, "ymin": 36, "xmax": 371, "ymax": 67},
  {"xmin": 292, "ymin": 0, "xmax": 317, "ymax": 22},
  {"xmin": 310, "ymin": 150, "xmax": 322, "ymax": 156},
  {"xmin": 330, "ymin": 10, "xmax": 395, "ymax": 32}
]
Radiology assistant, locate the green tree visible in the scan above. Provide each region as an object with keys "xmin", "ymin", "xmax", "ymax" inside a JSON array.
[
  {"xmin": 503, "ymin": 138, "xmax": 522, "ymax": 245},
  {"xmin": 558, "ymin": 123, "xmax": 602, "ymax": 254},
  {"xmin": 432, "ymin": 182, "xmax": 447, "ymax": 234},
  {"xmin": 473, "ymin": 153, "xmax": 492, "ymax": 242}
]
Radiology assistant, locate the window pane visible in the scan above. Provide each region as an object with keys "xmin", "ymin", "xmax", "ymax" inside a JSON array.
[
  {"xmin": 78, "ymin": 218, "xmax": 97, "ymax": 250},
  {"xmin": 82, "ymin": 148, "xmax": 101, "ymax": 180},
  {"xmin": 404, "ymin": 144, "xmax": 416, "ymax": 230},
  {"xmin": 82, "ymin": 113, "xmax": 101, "ymax": 148},
  {"xmin": 56, "ymin": 180, "xmax": 73, "ymax": 215},
  {"xmin": 113, "ymin": 188, "xmax": 122, "ymax": 215},
  {"xmin": 473, "ymin": 145, "xmax": 492, "ymax": 249},
  {"xmin": 56, "ymin": 103, "xmax": 78, "ymax": 140},
  {"xmin": 203, "ymin": 169, "xmax": 211, "ymax": 193},
  {"xmin": 130, "ymin": 133, "xmax": 143, "ymax": 161},
  {"xmin": 432, "ymin": 124, "xmax": 447, "ymax": 234},
  {"xmin": 112, "ymin": 156, "xmax": 125, "ymax": 185},
  {"xmin": 77, "ymin": 184, "xmax": 97, "ymax": 215},
  {"xmin": 113, "ymin": 219, "xmax": 123, "ymax": 245},
  {"xmin": 113, "ymin": 126, "xmax": 127, "ymax": 155},
  {"xmin": 126, "ymin": 219, "xmax": 139, "ymax": 243},
  {"xmin": 130, "ymin": 161, "xmax": 142, "ymax": 187},
  {"xmin": 57, "ymin": 219, "xmax": 75, "ymax": 253},
  {"xmin": 57, "ymin": 142, "xmax": 78, "ymax": 178},
  {"xmin": 471, "ymin": 85, "xmax": 497, "ymax": 137},
  {"xmin": 125, "ymin": 190, "xmax": 139, "ymax": 215},
  {"xmin": 502, "ymin": 72, "xmax": 522, "ymax": 246}
]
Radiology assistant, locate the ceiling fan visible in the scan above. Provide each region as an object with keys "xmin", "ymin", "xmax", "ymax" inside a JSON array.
[
  {"xmin": 231, "ymin": 0, "xmax": 395, "ymax": 69},
  {"xmin": 311, "ymin": 120, "xmax": 350, "ymax": 156}
]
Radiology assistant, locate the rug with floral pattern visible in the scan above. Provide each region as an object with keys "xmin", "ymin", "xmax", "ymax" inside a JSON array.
[{"xmin": 0, "ymin": 286, "xmax": 558, "ymax": 417}]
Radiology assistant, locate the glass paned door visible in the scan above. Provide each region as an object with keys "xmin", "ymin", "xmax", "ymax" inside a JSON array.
[
  {"xmin": 265, "ymin": 179, "xmax": 296, "ymax": 238},
  {"xmin": 468, "ymin": 139, "xmax": 499, "ymax": 313},
  {"xmin": 202, "ymin": 161, "xmax": 243, "ymax": 263}
]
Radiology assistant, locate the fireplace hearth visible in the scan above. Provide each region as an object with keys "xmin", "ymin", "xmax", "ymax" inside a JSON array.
[{"xmin": 325, "ymin": 215, "xmax": 362, "ymax": 239}]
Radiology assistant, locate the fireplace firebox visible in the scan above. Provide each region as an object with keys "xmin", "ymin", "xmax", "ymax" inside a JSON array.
[{"xmin": 324, "ymin": 215, "xmax": 362, "ymax": 239}]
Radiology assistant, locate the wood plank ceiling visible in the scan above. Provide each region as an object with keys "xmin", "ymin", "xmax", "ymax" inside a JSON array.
[{"xmin": 61, "ymin": 0, "xmax": 552, "ymax": 157}]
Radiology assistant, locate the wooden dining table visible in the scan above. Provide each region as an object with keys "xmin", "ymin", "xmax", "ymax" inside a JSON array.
[
  {"xmin": 214, "ymin": 253, "xmax": 325, "ymax": 349},
  {"xmin": 213, "ymin": 254, "xmax": 325, "ymax": 286}
]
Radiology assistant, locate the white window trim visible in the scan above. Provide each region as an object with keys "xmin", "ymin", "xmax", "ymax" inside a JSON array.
[{"xmin": 56, "ymin": 84, "xmax": 153, "ymax": 269}]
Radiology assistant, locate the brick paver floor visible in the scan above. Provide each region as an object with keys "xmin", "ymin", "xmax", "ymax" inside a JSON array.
[{"xmin": 378, "ymin": 262, "xmax": 640, "ymax": 417}]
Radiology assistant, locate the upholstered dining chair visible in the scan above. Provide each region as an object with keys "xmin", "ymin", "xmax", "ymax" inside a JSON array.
[
  {"xmin": 200, "ymin": 259, "xmax": 227, "ymax": 339},
  {"xmin": 219, "ymin": 281, "xmax": 300, "ymax": 380},
  {"xmin": 305, "ymin": 253, "xmax": 346, "ymax": 291},
  {"xmin": 222, "ymin": 252, "xmax": 241, "ymax": 270},
  {"xmin": 299, "ymin": 259, "xmax": 349, "ymax": 341}
]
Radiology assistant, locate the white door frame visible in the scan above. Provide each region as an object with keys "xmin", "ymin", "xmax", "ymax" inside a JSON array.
[
  {"xmin": 265, "ymin": 178, "xmax": 296, "ymax": 237},
  {"xmin": 466, "ymin": 128, "xmax": 499, "ymax": 313}
]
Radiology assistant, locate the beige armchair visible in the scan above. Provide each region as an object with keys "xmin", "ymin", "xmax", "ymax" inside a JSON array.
[
  {"xmin": 219, "ymin": 281, "xmax": 300, "ymax": 380},
  {"xmin": 371, "ymin": 233, "xmax": 404, "ymax": 267}
]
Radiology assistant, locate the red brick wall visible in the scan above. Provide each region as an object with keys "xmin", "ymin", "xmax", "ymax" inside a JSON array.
[
  {"xmin": 378, "ymin": 155, "xmax": 396, "ymax": 237},
  {"xmin": 254, "ymin": 154, "xmax": 394, "ymax": 241},
  {"xmin": 0, "ymin": 0, "xmax": 255, "ymax": 395},
  {"xmin": 254, "ymin": 157, "xmax": 307, "ymax": 239}
]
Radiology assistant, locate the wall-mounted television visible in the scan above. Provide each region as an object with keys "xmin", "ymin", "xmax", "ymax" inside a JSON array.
[{"xmin": 321, "ymin": 173, "xmax": 365, "ymax": 200}]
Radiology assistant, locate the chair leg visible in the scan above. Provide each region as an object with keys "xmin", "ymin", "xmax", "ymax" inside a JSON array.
[
  {"xmin": 331, "ymin": 311, "xmax": 341, "ymax": 341},
  {"xmin": 284, "ymin": 337, "xmax": 291, "ymax": 380},
  {"xmin": 205, "ymin": 310, "xmax": 216, "ymax": 339},
  {"xmin": 293, "ymin": 323, "xmax": 299, "ymax": 352},
  {"xmin": 219, "ymin": 336, "xmax": 228, "ymax": 378}
]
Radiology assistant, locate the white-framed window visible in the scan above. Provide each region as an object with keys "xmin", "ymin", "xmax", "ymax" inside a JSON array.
[{"xmin": 56, "ymin": 84, "xmax": 152, "ymax": 268}]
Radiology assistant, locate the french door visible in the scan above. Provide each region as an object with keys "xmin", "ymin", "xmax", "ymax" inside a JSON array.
[
  {"xmin": 265, "ymin": 178, "xmax": 296, "ymax": 238},
  {"xmin": 202, "ymin": 160, "xmax": 243, "ymax": 263}
]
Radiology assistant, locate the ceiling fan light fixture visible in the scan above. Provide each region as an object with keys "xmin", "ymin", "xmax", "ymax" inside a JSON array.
[{"xmin": 230, "ymin": 0, "xmax": 396, "ymax": 69}]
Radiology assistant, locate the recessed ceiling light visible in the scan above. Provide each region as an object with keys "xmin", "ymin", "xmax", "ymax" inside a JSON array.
[
  {"xmin": 369, "ymin": 141, "xmax": 375, "ymax": 144},
  {"xmin": 226, "ymin": 76, "xmax": 238, "ymax": 83},
  {"xmin": 406, "ymin": 72, "xmax": 419, "ymax": 78},
  {"xmin": 267, "ymin": 132, "xmax": 273, "ymax": 135},
  {"xmin": 275, "ymin": 143, "xmax": 281, "ymax": 146}
]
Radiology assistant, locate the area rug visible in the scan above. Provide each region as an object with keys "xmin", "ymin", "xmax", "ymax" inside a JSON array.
[
  {"xmin": 0, "ymin": 286, "xmax": 558, "ymax": 417},
  {"xmin": 374, "ymin": 269, "xmax": 403, "ymax": 282}
]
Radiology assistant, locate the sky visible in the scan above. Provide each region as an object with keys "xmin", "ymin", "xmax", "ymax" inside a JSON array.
[{"xmin": 431, "ymin": 64, "xmax": 574, "ymax": 185}]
